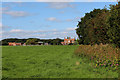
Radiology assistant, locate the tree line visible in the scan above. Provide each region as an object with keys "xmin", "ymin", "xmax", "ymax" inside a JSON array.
[
  {"xmin": 76, "ymin": 2, "xmax": 120, "ymax": 47},
  {"xmin": 0, "ymin": 38, "xmax": 64, "ymax": 45}
]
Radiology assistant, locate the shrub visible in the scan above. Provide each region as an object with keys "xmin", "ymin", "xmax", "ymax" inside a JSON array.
[
  {"xmin": 73, "ymin": 41, "xmax": 78, "ymax": 45},
  {"xmin": 74, "ymin": 44, "xmax": 120, "ymax": 70},
  {"xmin": 68, "ymin": 43, "xmax": 73, "ymax": 45}
]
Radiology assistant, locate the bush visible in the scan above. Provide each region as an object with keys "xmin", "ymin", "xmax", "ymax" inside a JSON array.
[
  {"xmin": 74, "ymin": 44, "xmax": 120, "ymax": 70},
  {"xmin": 68, "ymin": 43, "xmax": 73, "ymax": 45},
  {"xmin": 73, "ymin": 41, "xmax": 78, "ymax": 45}
]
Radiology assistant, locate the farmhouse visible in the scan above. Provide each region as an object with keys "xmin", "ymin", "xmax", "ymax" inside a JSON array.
[
  {"xmin": 8, "ymin": 42, "xmax": 22, "ymax": 46},
  {"xmin": 61, "ymin": 37, "xmax": 75, "ymax": 45},
  {"xmin": 37, "ymin": 41, "xmax": 44, "ymax": 45},
  {"xmin": 44, "ymin": 43, "xmax": 49, "ymax": 45}
]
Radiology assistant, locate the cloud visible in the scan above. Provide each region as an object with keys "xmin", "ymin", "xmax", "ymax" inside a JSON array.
[
  {"xmin": 2, "ymin": 0, "xmax": 117, "ymax": 2},
  {"xmin": 66, "ymin": 27, "xmax": 77, "ymax": 31},
  {"xmin": 46, "ymin": 17, "xmax": 61, "ymax": 22},
  {"xmin": 46, "ymin": 16, "xmax": 80, "ymax": 23},
  {"xmin": 0, "ymin": 23, "xmax": 11, "ymax": 31},
  {"xmin": 0, "ymin": 7, "xmax": 9, "ymax": 18},
  {"xmin": 10, "ymin": 29, "xmax": 23, "ymax": 32},
  {"xmin": 2, "ymin": 0, "xmax": 25, "ymax": 2},
  {"xmin": 46, "ymin": 17, "xmax": 57, "ymax": 21},
  {"xmin": 1, "ymin": 4, "xmax": 30, "ymax": 18},
  {"xmin": 3, "ymin": 11, "xmax": 29, "ymax": 17},
  {"xmin": 47, "ymin": 2, "xmax": 76, "ymax": 9},
  {"xmin": 9, "ymin": 29, "xmax": 57, "ymax": 34},
  {"xmin": 38, "ymin": 24, "xmax": 51, "ymax": 28},
  {"xmin": 66, "ymin": 17, "xmax": 81, "ymax": 22},
  {"xmin": 0, "ymin": 23, "xmax": 2, "ymax": 28},
  {"xmin": 59, "ymin": 11, "xmax": 65, "ymax": 14},
  {"xmin": 0, "ymin": 7, "xmax": 9, "ymax": 11},
  {"xmin": 36, "ymin": 0, "xmax": 75, "ymax": 2},
  {"xmin": 0, "ymin": 22, "xmax": 11, "ymax": 30},
  {"xmin": 86, "ymin": 0, "xmax": 117, "ymax": 2},
  {"xmin": 2, "ymin": 28, "xmax": 77, "ymax": 39}
]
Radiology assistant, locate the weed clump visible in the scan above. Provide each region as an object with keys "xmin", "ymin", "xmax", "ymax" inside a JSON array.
[{"xmin": 74, "ymin": 44, "xmax": 120, "ymax": 70}]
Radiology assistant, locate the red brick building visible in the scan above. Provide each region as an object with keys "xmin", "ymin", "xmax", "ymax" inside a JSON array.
[
  {"xmin": 61, "ymin": 37, "xmax": 75, "ymax": 45},
  {"xmin": 8, "ymin": 42, "xmax": 22, "ymax": 46}
]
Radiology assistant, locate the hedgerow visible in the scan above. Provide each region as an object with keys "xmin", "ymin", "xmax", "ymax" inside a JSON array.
[{"xmin": 74, "ymin": 44, "xmax": 120, "ymax": 70}]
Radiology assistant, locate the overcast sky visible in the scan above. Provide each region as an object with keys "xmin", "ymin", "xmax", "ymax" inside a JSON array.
[{"xmin": 1, "ymin": 1, "xmax": 118, "ymax": 40}]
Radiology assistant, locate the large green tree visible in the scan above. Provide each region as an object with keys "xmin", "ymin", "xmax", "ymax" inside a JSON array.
[
  {"xmin": 76, "ymin": 8, "xmax": 110, "ymax": 45},
  {"xmin": 76, "ymin": 2, "xmax": 120, "ymax": 47},
  {"xmin": 107, "ymin": 2, "xmax": 120, "ymax": 47},
  {"xmin": 25, "ymin": 39, "xmax": 37, "ymax": 45}
]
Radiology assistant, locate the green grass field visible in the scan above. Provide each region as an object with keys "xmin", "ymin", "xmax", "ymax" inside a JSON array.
[{"xmin": 2, "ymin": 45, "xmax": 118, "ymax": 78}]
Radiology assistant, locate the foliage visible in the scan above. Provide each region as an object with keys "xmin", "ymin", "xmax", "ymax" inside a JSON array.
[
  {"xmin": 1, "ymin": 38, "xmax": 27, "ymax": 45},
  {"xmin": 76, "ymin": 2, "xmax": 120, "ymax": 47},
  {"xmin": 52, "ymin": 38, "xmax": 62, "ymax": 45},
  {"xmin": 68, "ymin": 43, "xmax": 73, "ymax": 45},
  {"xmin": 25, "ymin": 39, "xmax": 37, "ymax": 45},
  {"xmin": 73, "ymin": 41, "xmax": 78, "ymax": 45},
  {"xmin": 76, "ymin": 9, "xmax": 110, "ymax": 45},
  {"xmin": 0, "ymin": 41, "xmax": 1, "ymax": 45},
  {"xmin": 107, "ymin": 2, "xmax": 120, "ymax": 47},
  {"xmin": 74, "ymin": 44, "xmax": 120, "ymax": 71},
  {"xmin": 1, "ymin": 38, "xmax": 64, "ymax": 45}
]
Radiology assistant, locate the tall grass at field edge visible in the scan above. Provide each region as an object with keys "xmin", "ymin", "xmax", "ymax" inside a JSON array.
[{"xmin": 74, "ymin": 44, "xmax": 120, "ymax": 71}]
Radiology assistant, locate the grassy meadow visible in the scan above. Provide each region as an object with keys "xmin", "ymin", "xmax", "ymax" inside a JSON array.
[{"xmin": 2, "ymin": 45, "xmax": 119, "ymax": 78}]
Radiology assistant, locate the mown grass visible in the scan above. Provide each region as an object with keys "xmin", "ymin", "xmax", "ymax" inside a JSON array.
[{"xmin": 2, "ymin": 45, "xmax": 118, "ymax": 78}]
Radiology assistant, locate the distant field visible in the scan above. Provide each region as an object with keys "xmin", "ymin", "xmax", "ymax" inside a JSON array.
[{"xmin": 2, "ymin": 45, "xmax": 118, "ymax": 78}]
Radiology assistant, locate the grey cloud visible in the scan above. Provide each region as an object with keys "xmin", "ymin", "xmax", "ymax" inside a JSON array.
[
  {"xmin": 46, "ymin": 17, "xmax": 80, "ymax": 22},
  {"xmin": 46, "ymin": 17, "xmax": 61, "ymax": 22},
  {"xmin": 47, "ymin": 2, "xmax": 76, "ymax": 9},
  {"xmin": 3, "ymin": 11, "xmax": 29, "ymax": 17},
  {"xmin": 36, "ymin": 0, "xmax": 75, "ymax": 2}
]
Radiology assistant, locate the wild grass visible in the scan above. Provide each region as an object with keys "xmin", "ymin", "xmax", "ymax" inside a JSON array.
[
  {"xmin": 2, "ymin": 45, "xmax": 119, "ymax": 78},
  {"xmin": 75, "ymin": 44, "xmax": 120, "ymax": 71}
]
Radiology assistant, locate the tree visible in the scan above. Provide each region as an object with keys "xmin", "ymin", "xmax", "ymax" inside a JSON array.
[
  {"xmin": 73, "ymin": 41, "xmax": 78, "ymax": 45},
  {"xmin": 107, "ymin": 2, "xmax": 120, "ymax": 47},
  {"xmin": 25, "ymin": 39, "xmax": 37, "ymax": 45},
  {"xmin": 76, "ymin": 8, "xmax": 110, "ymax": 45}
]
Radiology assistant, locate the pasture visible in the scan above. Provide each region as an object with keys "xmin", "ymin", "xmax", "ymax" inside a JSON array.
[{"xmin": 2, "ymin": 45, "xmax": 118, "ymax": 78}]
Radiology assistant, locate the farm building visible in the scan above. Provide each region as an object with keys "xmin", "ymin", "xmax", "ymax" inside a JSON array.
[
  {"xmin": 44, "ymin": 43, "xmax": 49, "ymax": 45},
  {"xmin": 8, "ymin": 42, "xmax": 22, "ymax": 46},
  {"xmin": 61, "ymin": 37, "xmax": 75, "ymax": 45},
  {"xmin": 37, "ymin": 41, "xmax": 44, "ymax": 45}
]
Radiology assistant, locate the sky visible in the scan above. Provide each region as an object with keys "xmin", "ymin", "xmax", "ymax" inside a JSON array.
[
  {"xmin": 0, "ymin": 1, "xmax": 118, "ymax": 40},
  {"xmin": 1, "ymin": 0, "xmax": 119, "ymax": 2}
]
